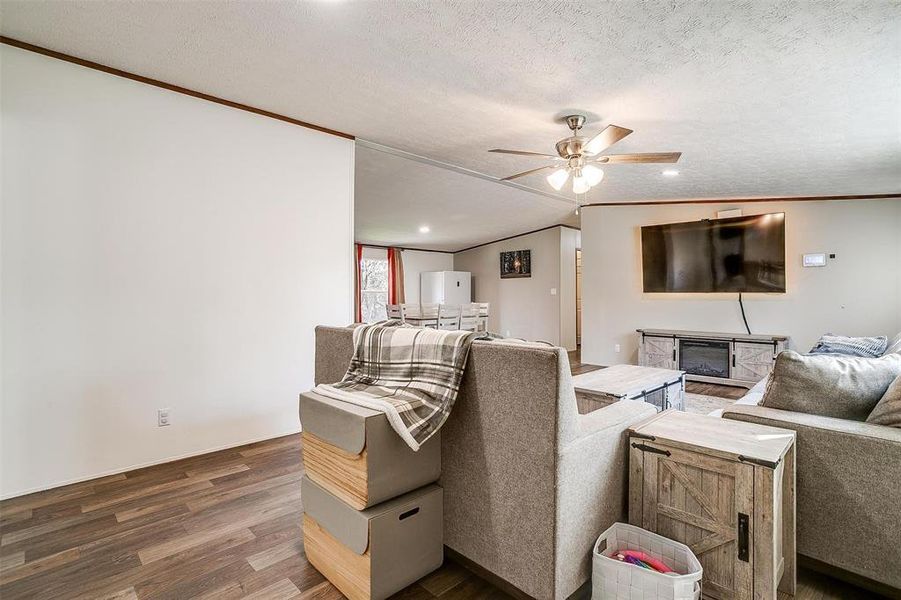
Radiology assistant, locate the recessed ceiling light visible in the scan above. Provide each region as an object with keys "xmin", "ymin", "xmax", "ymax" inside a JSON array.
[
  {"xmin": 662, "ymin": 169, "xmax": 680, "ymax": 177},
  {"xmin": 419, "ymin": 226, "xmax": 430, "ymax": 233}
]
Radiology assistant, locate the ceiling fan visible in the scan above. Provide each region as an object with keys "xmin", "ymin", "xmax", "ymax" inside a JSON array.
[{"xmin": 489, "ymin": 115, "xmax": 681, "ymax": 195}]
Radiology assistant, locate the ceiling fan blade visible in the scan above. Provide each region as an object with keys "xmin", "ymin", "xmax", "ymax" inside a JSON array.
[
  {"xmin": 582, "ymin": 125, "xmax": 633, "ymax": 155},
  {"xmin": 489, "ymin": 149, "xmax": 559, "ymax": 158},
  {"xmin": 500, "ymin": 165, "xmax": 555, "ymax": 181},
  {"xmin": 594, "ymin": 152, "xmax": 682, "ymax": 164}
]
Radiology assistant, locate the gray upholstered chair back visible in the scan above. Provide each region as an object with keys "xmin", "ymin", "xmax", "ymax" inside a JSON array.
[{"xmin": 312, "ymin": 325, "xmax": 582, "ymax": 597}]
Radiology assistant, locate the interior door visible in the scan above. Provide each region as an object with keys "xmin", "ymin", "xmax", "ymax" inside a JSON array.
[
  {"xmin": 575, "ymin": 250, "xmax": 582, "ymax": 346},
  {"xmin": 637, "ymin": 445, "xmax": 754, "ymax": 600}
]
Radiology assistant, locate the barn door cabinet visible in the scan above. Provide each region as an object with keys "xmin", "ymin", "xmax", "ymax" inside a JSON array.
[
  {"xmin": 639, "ymin": 334, "xmax": 677, "ymax": 369},
  {"xmin": 628, "ymin": 411, "xmax": 796, "ymax": 599},
  {"xmin": 637, "ymin": 329, "xmax": 791, "ymax": 388}
]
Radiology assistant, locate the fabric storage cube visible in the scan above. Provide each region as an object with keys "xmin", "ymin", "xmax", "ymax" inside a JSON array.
[
  {"xmin": 302, "ymin": 476, "xmax": 443, "ymax": 600},
  {"xmin": 299, "ymin": 390, "xmax": 440, "ymax": 509}
]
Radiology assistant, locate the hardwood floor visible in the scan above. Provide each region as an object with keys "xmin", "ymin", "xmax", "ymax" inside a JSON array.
[
  {"xmin": 0, "ymin": 355, "xmax": 886, "ymax": 599},
  {"xmin": 568, "ymin": 349, "xmax": 603, "ymax": 376},
  {"xmin": 684, "ymin": 380, "xmax": 748, "ymax": 400},
  {"xmin": 0, "ymin": 434, "xmax": 510, "ymax": 600}
]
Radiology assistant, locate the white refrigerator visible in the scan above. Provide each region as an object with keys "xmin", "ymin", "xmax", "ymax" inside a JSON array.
[{"xmin": 420, "ymin": 271, "xmax": 471, "ymax": 305}]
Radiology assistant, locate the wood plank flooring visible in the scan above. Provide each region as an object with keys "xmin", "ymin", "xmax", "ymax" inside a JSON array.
[
  {"xmin": 0, "ymin": 433, "xmax": 511, "ymax": 600},
  {"xmin": 685, "ymin": 380, "xmax": 748, "ymax": 400},
  {"xmin": 0, "ymin": 353, "xmax": 886, "ymax": 599}
]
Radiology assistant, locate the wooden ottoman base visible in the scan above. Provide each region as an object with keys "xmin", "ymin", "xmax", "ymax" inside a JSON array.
[{"xmin": 304, "ymin": 514, "xmax": 371, "ymax": 600}]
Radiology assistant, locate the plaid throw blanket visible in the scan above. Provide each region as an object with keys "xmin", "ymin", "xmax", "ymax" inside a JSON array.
[{"xmin": 313, "ymin": 321, "xmax": 479, "ymax": 451}]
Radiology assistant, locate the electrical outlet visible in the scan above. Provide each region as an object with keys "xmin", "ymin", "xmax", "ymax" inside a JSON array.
[
  {"xmin": 158, "ymin": 408, "xmax": 171, "ymax": 427},
  {"xmin": 615, "ymin": 344, "xmax": 621, "ymax": 353},
  {"xmin": 505, "ymin": 330, "xmax": 511, "ymax": 337},
  {"xmin": 550, "ymin": 288, "xmax": 557, "ymax": 296}
]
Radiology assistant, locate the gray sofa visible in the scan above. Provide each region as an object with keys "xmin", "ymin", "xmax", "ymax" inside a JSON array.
[
  {"xmin": 313, "ymin": 325, "xmax": 656, "ymax": 600},
  {"xmin": 722, "ymin": 333, "xmax": 901, "ymax": 593}
]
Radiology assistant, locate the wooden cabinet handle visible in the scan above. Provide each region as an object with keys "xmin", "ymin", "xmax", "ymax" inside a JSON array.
[{"xmin": 737, "ymin": 513, "xmax": 749, "ymax": 562}]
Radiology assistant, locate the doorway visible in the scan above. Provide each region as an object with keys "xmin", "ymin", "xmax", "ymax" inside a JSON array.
[{"xmin": 576, "ymin": 249, "xmax": 582, "ymax": 347}]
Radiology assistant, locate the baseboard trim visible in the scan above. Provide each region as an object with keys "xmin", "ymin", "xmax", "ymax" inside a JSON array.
[{"xmin": 0, "ymin": 428, "xmax": 301, "ymax": 501}]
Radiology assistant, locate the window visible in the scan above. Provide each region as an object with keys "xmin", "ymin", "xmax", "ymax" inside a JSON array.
[{"xmin": 360, "ymin": 257, "xmax": 388, "ymax": 323}]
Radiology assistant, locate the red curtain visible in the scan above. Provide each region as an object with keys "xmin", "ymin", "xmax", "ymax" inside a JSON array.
[
  {"xmin": 354, "ymin": 243, "xmax": 363, "ymax": 323},
  {"xmin": 387, "ymin": 247, "xmax": 405, "ymax": 305}
]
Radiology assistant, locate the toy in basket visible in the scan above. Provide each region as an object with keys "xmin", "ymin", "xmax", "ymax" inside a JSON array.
[{"xmin": 592, "ymin": 523, "xmax": 702, "ymax": 600}]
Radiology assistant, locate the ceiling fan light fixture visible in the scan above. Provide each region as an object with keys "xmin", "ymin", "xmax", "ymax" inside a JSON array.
[
  {"xmin": 490, "ymin": 116, "xmax": 680, "ymax": 193},
  {"xmin": 582, "ymin": 164, "xmax": 605, "ymax": 186},
  {"xmin": 546, "ymin": 168, "xmax": 569, "ymax": 191},
  {"xmin": 572, "ymin": 175, "xmax": 590, "ymax": 194}
]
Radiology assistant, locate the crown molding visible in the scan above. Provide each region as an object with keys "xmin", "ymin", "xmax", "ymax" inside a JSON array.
[
  {"xmin": 454, "ymin": 223, "xmax": 579, "ymax": 254},
  {"xmin": 0, "ymin": 36, "xmax": 354, "ymax": 140},
  {"xmin": 581, "ymin": 193, "xmax": 901, "ymax": 207}
]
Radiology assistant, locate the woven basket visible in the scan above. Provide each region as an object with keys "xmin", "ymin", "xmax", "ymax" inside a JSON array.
[{"xmin": 592, "ymin": 523, "xmax": 702, "ymax": 600}]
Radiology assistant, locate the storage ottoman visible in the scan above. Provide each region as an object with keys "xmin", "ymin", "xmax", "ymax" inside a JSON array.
[
  {"xmin": 302, "ymin": 476, "xmax": 443, "ymax": 600},
  {"xmin": 299, "ymin": 390, "xmax": 441, "ymax": 509}
]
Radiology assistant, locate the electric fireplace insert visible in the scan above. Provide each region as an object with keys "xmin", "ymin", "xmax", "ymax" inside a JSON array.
[{"xmin": 679, "ymin": 339, "xmax": 731, "ymax": 379}]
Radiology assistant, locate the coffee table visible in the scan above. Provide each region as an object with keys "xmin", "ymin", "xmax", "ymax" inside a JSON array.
[{"xmin": 571, "ymin": 364, "xmax": 685, "ymax": 412}]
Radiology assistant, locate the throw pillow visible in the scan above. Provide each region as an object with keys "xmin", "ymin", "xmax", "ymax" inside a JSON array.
[
  {"xmin": 761, "ymin": 350, "xmax": 901, "ymax": 420},
  {"xmin": 867, "ymin": 375, "xmax": 901, "ymax": 427},
  {"xmin": 885, "ymin": 332, "xmax": 901, "ymax": 356},
  {"xmin": 809, "ymin": 333, "xmax": 888, "ymax": 358}
]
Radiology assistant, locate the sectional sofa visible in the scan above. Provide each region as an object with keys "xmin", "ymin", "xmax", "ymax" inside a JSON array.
[
  {"xmin": 721, "ymin": 333, "xmax": 901, "ymax": 594},
  {"xmin": 313, "ymin": 325, "xmax": 656, "ymax": 600}
]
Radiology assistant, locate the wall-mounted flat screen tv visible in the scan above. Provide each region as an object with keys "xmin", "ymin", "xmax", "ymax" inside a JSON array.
[{"xmin": 641, "ymin": 213, "xmax": 786, "ymax": 293}]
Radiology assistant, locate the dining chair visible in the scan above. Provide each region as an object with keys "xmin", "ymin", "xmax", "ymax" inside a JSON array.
[
  {"xmin": 459, "ymin": 303, "xmax": 480, "ymax": 332},
  {"xmin": 400, "ymin": 303, "xmax": 420, "ymax": 324},
  {"xmin": 387, "ymin": 304, "xmax": 402, "ymax": 320},
  {"xmin": 476, "ymin": 302, "xmax": 490, "ymax": 332},
  {"xmin": 437, "ymin": 305, "xmax": 462, "ymax": 330},
  {"xmin": 419, "ymin": 303, "xmax": 440, "ymax": 328}
]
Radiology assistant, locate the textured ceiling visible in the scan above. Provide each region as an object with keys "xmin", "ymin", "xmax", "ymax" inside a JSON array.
[
  {"xmin": 2, "ymin": 1, "xmax": 899, "ymax": 248},
  {"xmin": 355, "ymin": 143, "xmax": 579, "ymax": 252}
]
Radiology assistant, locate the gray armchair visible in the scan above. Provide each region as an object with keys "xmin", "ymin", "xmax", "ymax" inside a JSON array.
[{"xmin": 313, "ymin": 326, "xmax": 655, "ymax": 599}]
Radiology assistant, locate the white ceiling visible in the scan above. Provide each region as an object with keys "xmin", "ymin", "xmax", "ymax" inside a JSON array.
[
  {"xmin": 355, "ymin": 142, "xmax": 579, "ymax": 252},
  {"xmin": 2, "ymin": 1, "xmax": 899, "ymax": 250}
]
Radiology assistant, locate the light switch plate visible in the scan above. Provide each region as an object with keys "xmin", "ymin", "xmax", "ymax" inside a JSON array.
[{"xmin": 550, "ymin": 288, "xmax": 557, "ymax": 295}]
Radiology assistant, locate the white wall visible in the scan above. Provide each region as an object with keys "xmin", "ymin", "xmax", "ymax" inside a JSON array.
[
  {"xmin": 454, "ymin": 227, "xmax": 578, "ymax": 347},
  {"xmin": 402, "ymin": 250, "xmax": 454, "ymax": 303},
  {"xmin": 1, "ymin": 46, "xmax": 354, "ymax": 498},
  {"xmin": 581, "ymin": 199, "xmax": 901, "ymax": 367}
]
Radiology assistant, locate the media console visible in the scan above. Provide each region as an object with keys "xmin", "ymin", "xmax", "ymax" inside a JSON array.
[{"xmin": 636, "ymin": 328, "xmax": 790, "ymax": 388}]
